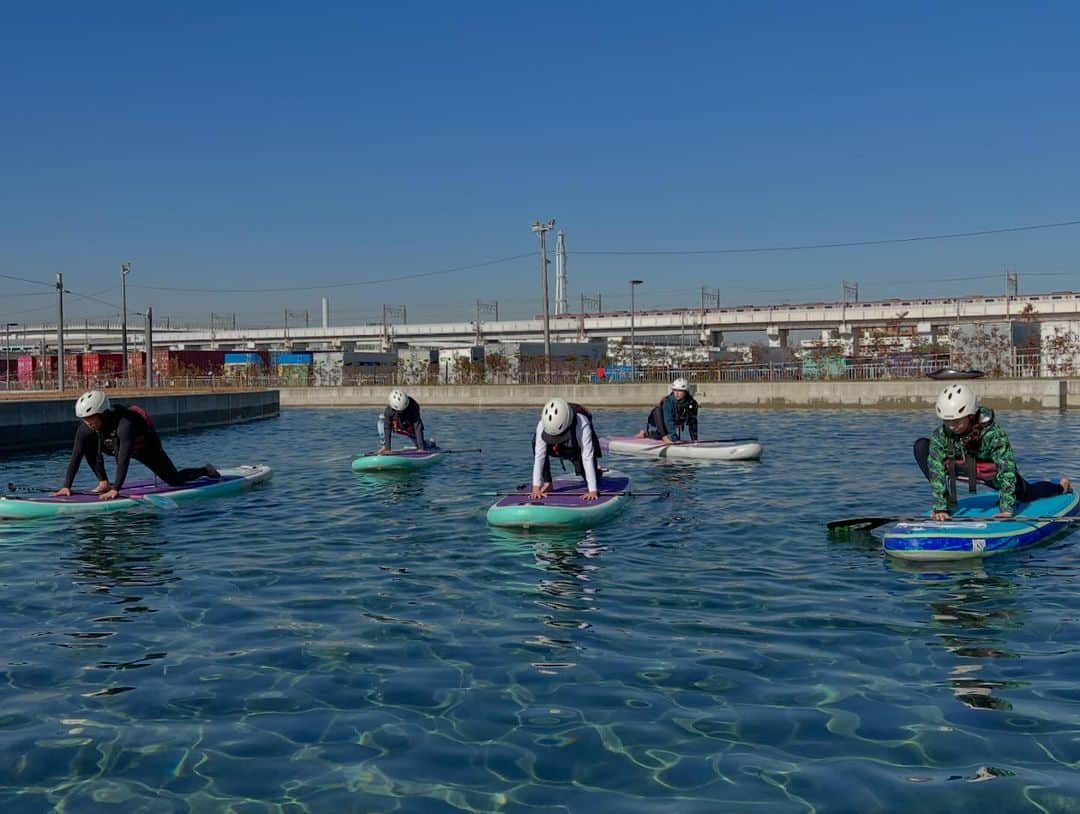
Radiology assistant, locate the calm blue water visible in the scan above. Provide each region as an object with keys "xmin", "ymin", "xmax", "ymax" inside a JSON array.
[{"xmin": 1, "ymin": 407, "xmax": 1079, "ymax": 813}]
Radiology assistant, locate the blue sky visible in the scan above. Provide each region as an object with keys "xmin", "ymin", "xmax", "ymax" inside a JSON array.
[{"xmin": 2, "ymin": 1, "xmax": 1078, "ymax": 327}]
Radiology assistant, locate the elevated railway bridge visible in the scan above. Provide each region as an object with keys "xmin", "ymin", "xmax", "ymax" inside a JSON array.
[{"xmin": 5, "ymin": 291, "xmax": 1078, "ymax": 353}]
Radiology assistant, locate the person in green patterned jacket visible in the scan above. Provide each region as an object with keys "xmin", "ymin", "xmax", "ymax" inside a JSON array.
[{"xmin": 914, "ymin": 384, "xmax": 1070, "ymax": 520}]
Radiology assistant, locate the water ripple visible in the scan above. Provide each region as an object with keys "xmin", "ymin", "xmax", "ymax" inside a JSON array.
[{"xmin": 0, "ymin": 408, "xmax": 1078, "ymax": 811}]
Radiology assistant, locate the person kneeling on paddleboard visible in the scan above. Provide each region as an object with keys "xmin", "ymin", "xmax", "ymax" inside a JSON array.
[
  {"xmin": 52, "ymin": 390, "xmax": 220, "ymax": 501},
  {"xmin": 377, "ymin": 389, "xmax": 430, "ymax": 453},
  {"xmin": 635, "ymin": 378, "xmax": 699, "ymax": 444},
  {"xmin": 915, "ymin": 383, "xmax": 1071, "ymax": 520},
  {"xmin": 532, "ymin": 398, "xmax": 602, "ymax": 501}
]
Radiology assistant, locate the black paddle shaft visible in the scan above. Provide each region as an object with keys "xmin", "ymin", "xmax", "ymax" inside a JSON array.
[{"xmin": 828, "ymin": 514, "xmax": 1080, "ymax": 532}]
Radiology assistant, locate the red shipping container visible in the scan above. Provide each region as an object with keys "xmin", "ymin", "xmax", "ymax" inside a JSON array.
[
  {"xmin": 171, "ymin": 350, "xmax": 226, "ymax": 374},
  {"xmin": 82, "ymin": 353, "xmax": 124, "ymax": 375},
  {"xmin": 17, "ymin": 355, "xmax": 34, "ymax": 383},
  {"xmin": 127, "ymin": 351, "xmax": 146, "ymax": 372},
  {"xmin": 63, "ymin": 355, "xmax": 81, "ymax": 376}
]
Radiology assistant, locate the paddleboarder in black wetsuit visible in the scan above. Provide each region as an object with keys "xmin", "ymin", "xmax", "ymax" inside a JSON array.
[
  {"xmin": 636, "ymin": 378, "xmax": 699, "ymax": 443},
  {"xmin": 52, "ymin": 390, "xmax": 220, "ymax": 501},
  {"xmin": 377, "ymin": 389, "xmax": 430, "ymax": 453}
]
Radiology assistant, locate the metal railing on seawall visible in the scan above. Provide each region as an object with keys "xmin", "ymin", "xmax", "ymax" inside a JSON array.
[{"xmin": 0, "ymin": 350, "xmax": 1065, "ymax": 392}]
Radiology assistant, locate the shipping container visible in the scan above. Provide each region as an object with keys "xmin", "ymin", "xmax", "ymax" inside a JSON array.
[
  {"xmin": 275, "ymin": 363, "xmax": 311, "ymax": 385},
  {"xmin": 271, "ymin": 351, "xmax": 313, "ymax": 365},
  {"xmin": 127, "ymin": 351, "xmax": 146, "ymax": 371},
  {"xmin": 170, "ymin": 350, "xmax": 226, "ymax": 373},
  {"xmin": 17, "ymin": 355, "xmax": 34, "ymax": 383},
  {"xmin": 82, "ymin": 353, "xmax": 124, "ymax": 375},
  {"xmin": 224, "ymin": 351, "xmax": 269, "ymax": 366}
]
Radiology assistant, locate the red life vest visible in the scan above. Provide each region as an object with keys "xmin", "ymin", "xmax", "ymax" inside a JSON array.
[
  {"xmin": 946, "ymin": 458, "xmax": 997, "ymax": 482},
  {"xmin": 127, "ymin": 404, "xmax": 154, "ymax": 428}
]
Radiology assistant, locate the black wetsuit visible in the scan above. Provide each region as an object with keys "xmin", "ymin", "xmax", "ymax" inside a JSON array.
[
  {"xmin": 643, "ymin": 392, "xmax": 699, "ymax": 441},
  {"xmin": 63, "ymin": 406, "xmax": 210, "ymax": 490},
  {"xmin": 381, "ymin": 400, "xmax": 426, "ymax": 450}
]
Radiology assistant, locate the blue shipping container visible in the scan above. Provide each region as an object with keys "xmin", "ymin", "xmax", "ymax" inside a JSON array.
[
  {"xmin": 225, "ymin": 352, "xmax": 266, "ymax": 365},
  {"xmin": 272, "ymin": 352, "xmax": 313, "ymax": 365}
]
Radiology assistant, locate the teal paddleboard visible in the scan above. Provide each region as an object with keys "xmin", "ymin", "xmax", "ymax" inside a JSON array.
[
  {"xmin": 352, "ymin": 448, "xmax": 446, "ymax": 472},
  {"xmin": 0, "ymin": 465, "xmax": 272, "ymax": 521},
  {"xmin": 486, "ymin": 472, "xmax": 631, "ymax": 530}
]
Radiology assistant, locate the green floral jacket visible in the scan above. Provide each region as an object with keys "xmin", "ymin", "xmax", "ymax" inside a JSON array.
[{"xmin": 928, "ymin": 409, "xmax": 1019, "ymax": 513}]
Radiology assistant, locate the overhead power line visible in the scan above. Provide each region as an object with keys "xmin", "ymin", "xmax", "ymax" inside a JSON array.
[{"xmin": 575, "ymin": 218, "xmax": 1080, "ymax": 256}]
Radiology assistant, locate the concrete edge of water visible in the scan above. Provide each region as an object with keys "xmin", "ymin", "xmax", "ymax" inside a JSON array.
[
  {"xmin": 278, "ymin": 380, "xmax": 1076, "ymax": 410},
  {"xmin": 0, "ymin": 389, "xmax": 280, "ymax": 454}
]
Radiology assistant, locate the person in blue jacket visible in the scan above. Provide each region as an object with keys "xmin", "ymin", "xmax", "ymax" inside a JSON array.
[{"xmin": 636, "ymin": 378, "xmax": 699, "ymax": 444}]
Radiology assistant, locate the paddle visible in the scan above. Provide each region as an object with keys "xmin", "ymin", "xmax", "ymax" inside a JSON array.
[
  {"xmin": 828, "ymin": 514, "xmax": 1080, "ymax": 533},
  {"xmin": 485, "ymin": 489, "xmax": 671, "ymax": 498},
  {"xmin": 8, "ymin": 482, "xmax": 89, "ymax": 495},
  {"xmin": 5, "ymin": 481, "xmax": 177, "ymax": 510},
  {"xmin": 354, "ymin": 448, "xmax": 482, "ymax": 458}
]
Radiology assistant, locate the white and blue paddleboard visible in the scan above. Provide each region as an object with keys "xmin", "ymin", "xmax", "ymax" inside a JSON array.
[
  {"xmin": 0, "ymin": 465, "xmax": 272, "ymax": 521},
  {"xmin": 882, "ymin": 486, "xmax": 1079, "ymax": 561}
]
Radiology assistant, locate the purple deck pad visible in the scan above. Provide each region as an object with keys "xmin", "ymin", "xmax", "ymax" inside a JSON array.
[
  {"xmin": 16, "ymin": 474, "xmax": 238, "ymax": 504},
  {"xmin": 493, "ymin": 474, "xmax": 630, "ymax": 508}
]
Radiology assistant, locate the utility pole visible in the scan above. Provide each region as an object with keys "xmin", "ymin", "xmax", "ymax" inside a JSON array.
[
  {"xmin": 580, "ymin": 292, "xmax": 602, "ymax": 314},
  {"xmin": 700, "ymin": 286, "xmax": 720, "ymax": 312},
  {"xmin": 121, "ymin": 262, "xmax": 131, "ymax": 380},
  {"xmin": 382, "ymin": 305, "xmax": 407, "ymax": 350},
  {"xmin": 144, "ymin": 306, "xmax": 153, "ymax": 388},
  {"xmin": 531, "ymin": 219, "xmax": 555, "ymax": 380},
  {"xmin": 283, "ymin": 309, "xmax": 306, "ymax": 346},
  {"xmin": 210, "ymin": 312, "xmax": 230, "ymax": 350},
  {"xmin": 629, "ymin": 279, "xmax": 643, "ymax": 377},
  {"xmin": 56, "ymin": 273, "xmax": 66, "ymax": 391},
  {"xmin": 475, "ymin": 299, "xmax": 498, "ymax": 344},
  {"xmin": 1005, "ymin": 268, "xmax": 1018, "ymax": 319}
]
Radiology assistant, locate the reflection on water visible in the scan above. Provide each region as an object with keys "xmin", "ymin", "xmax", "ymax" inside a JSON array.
[
  {"xmin": 353, "ymin": 470, "xmax": 427, "ymax": 503},
  {"xmin": 489, "ymin": 527, "xmax": 606, "ymax": 674},
  {"xmin": 926, "ymin": 570, "xmax": 1023, "ymax": 711},
  {"xmin": 0, "ymin": 408, "xmax": 1078, "ymax": 811}
]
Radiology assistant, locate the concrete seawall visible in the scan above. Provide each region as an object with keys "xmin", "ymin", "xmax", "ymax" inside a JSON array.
[
  {"xmin": 279, "ymin": 380, "xmax": 1077, "ymax": 410},
  {"xmin": 0, "ymin": 390, "xmax": 280, "ymax": 454}
]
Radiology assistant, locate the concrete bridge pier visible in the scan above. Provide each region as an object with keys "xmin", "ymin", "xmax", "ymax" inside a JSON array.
[
  {"xmin": 699, "ymin": 329, "xmax": 724, "ymax": 347},
  {"xmin": 767, "ymin": 325, "xmax": 789, "ymax": 349}
]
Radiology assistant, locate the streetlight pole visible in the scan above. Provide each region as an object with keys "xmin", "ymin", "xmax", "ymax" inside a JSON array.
[
  {"xmin": 56, "ymin": 273, "xmax": 65, "ymax": 391},
  {"xmin": 121, "ymin": 262, "xmax": 132, "ymax": 380},
  {"xmin": 144, "ymin": 306, "xmax": 153, "ymax": 388},
  {"xmin": 629, "ymin": 279, "xmax": 643, "ymax": 378},
  {"xmin": 531, "ymin": 219, "xmax": 555, "ymax": 382}
]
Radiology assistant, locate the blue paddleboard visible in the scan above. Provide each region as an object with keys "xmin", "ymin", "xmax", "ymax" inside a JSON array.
[{"xmin": 882, "ymin": 486, "xmax": 1078, "ymax": 561}]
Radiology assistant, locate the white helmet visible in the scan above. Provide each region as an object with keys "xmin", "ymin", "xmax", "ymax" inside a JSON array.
[
  {"xmin": 75, "ymin": 390, "xmax": 110, "ymax": 418},
  {"xmin": 388, "ymin": 389, "xmax": 410, "ymax": 411},
  {"xmin": 541, "ymin": 398, "xmax": 574, "ymax": 439},
  {"xmin": 935, "ymin": 383, "xmax": 978, "ymax": 421},
  {"xmin": 670, "ymin": 377, "xmax": 691, "ymax": 393}
]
